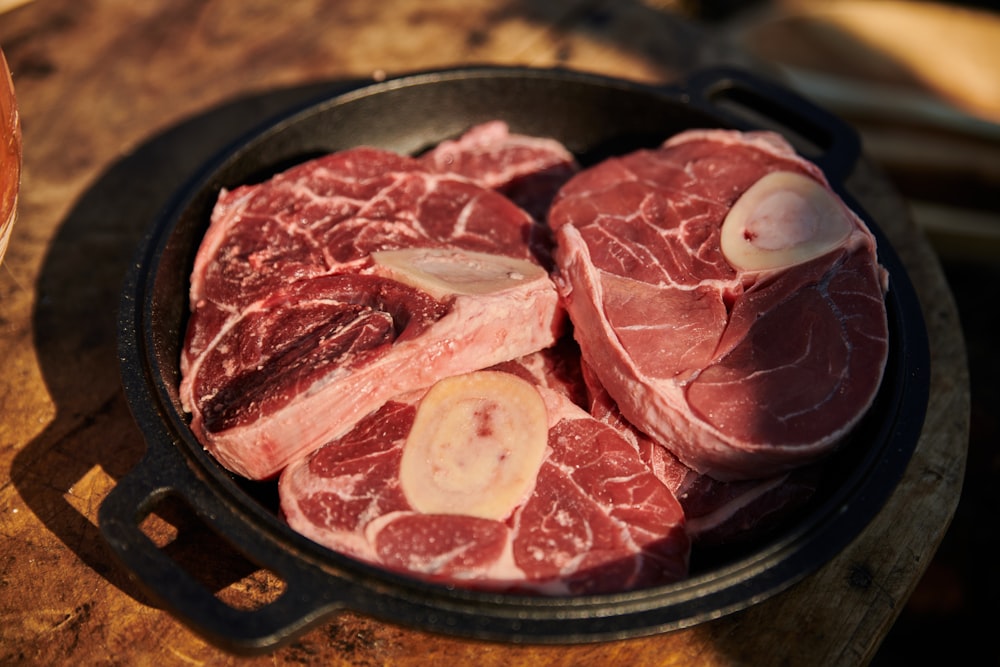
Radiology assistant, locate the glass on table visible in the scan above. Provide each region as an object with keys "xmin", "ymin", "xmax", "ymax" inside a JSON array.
[{"xmin": 1, "ymin": 47, "xmax": 22, "ymax": 266}]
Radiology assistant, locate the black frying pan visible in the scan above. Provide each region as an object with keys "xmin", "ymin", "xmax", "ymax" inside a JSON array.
[{"xmin": 99, "ymin": 65, "xmax": 930, "ymax": 653}]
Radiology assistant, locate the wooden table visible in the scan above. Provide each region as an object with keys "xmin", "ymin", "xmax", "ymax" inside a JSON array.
[{"xmin": 0, "ymin": 1, "xmax": 969, "ymax": 665}]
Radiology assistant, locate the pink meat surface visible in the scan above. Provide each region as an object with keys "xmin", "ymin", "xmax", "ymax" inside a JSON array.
[
  {"xmin": 279, "ymin": 358, "xmax": 690, "ymax": 594},
  {"xmin": 186, "ymin": 146, "xmax": 540, "ymax": 328},
  {"xmin": 420, "ymin": 120, "xmax": 579, "ymax": 222},
  {"xmin": 180, "ymin": 146, "xmax": 563, "ymax": 479},
  {"xmin": 500, "ymin": 338, "xmax": 821, "ymax": 547},
  {"xmin": 646, "ymin": 444, "xmax": 821, "ymax": 546},
  {"xmin": 550, "ymin": 129, "xmax": 890, "ymax": 481},
  {"xmin": 581, "ymin": 360, "xmax": 820, "ymax": 546}
]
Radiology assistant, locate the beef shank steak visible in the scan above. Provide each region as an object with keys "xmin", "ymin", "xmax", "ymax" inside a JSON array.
[
  {"xmin": 550, "ymin": 129, "xmax": 890, "ymax": 481},
  {"xmin": 180, "ymin": 146, "xmax": 563, "ymax": 479},
  {"xmin": 279, "ymin": 357, "xmax": 690, "ymax": 594}
]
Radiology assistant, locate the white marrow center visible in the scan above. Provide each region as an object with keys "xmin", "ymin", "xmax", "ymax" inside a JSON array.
[
  {"xmin": 400, "ymin": 371, "xmax": 548, "ymax": 520},
  {"xmin": 371, "ymin": 248, "xmax": 545, "ymax": 299},
  {"xmin": 720, "ymin": 171, "xmax": 854, "ymax": 272}
]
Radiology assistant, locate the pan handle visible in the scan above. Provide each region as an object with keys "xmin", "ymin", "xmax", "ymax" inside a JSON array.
[
  {"xmin": 680, "ymin": 66, "xmax": 862, "ymax": 184},
  {"xmin": 98, "ymin": 437, "xmax": 348, "ymax": 653}
]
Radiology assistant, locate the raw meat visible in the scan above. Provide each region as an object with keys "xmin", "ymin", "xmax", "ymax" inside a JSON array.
[
  {"xmin": 647, "ymin": 445, "xmax": 822, "ymax": 546},
  {"xmin": 186, "ymin": 146, "xmax": 542, "ymax": 321},
  {"xmin": 180, "ymin": 147, "xmax": 564, "ymax": 479},
  {"xmin": 279, "ymin": 357, "xmax": 690, "ymax": 594},
  {"xmin": 550, "ymin": 129, "xmax": 889, "ymax": 481},
  {"xmin": 181, "ymin": 123, "xmax": 891, "ymax": 595},
  {"xmin": 581, "ymin": 360, "xmax": 820, "ymax": 546},
  {"xmin": 420, "ymin": 120, "xmax": 579, "ymax": 222}
]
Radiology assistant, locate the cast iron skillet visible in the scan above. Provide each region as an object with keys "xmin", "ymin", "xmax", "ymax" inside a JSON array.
[{"xmin": 100, "ymin": 66, "xmax": 930, "ymax": 653}]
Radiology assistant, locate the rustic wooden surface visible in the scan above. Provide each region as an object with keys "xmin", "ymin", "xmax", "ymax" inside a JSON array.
[{"xmin": 0, "ymin": 1, "xmax": 969, "ymax": 665}]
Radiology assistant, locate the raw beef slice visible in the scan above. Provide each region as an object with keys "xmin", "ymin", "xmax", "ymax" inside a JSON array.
[
  {"xmin": 180, "ymin": 146, "xmax": 563, "ymax": 479},
  {"xmin": 279, "ymin": 359, "xmax": 690, "ymax": 594},
  {"xmin": 550, "ymin": 129, "xmax": 889, "ymax": 481},
  {"xmin": 420, "ymin": 120, "xmax": 579, "ymax": 222}
]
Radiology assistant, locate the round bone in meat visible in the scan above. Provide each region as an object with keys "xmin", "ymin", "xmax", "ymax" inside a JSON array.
[
  {"xmin": 720, "ymin": 171, "xmax": 854, "ymax": 272},
  {"xmin": 371, "ymin": 248, "xmax": 544, "ymax": 299},
  {"xmin": 399, "ymin": 371, "xmax": 548, "ymax": 520}
]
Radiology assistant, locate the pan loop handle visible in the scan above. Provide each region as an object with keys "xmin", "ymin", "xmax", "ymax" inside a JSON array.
[
  {"xmin": 679, "ymin": 66, "xmax": 862, "ymax": 184},
  {"xmin": 98, "ymin": 438, "xmax": 348, "ymax": 653}
]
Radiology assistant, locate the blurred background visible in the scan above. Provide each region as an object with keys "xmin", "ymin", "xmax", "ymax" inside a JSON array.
[{"xmin": 695, "ymin": 0, "xmax": 997, "ymax": 663}]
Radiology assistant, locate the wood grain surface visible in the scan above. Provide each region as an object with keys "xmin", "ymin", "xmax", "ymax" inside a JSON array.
[{"xmin": 0, "ymin": 1, "xmax": 968, "ymax": 665}]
